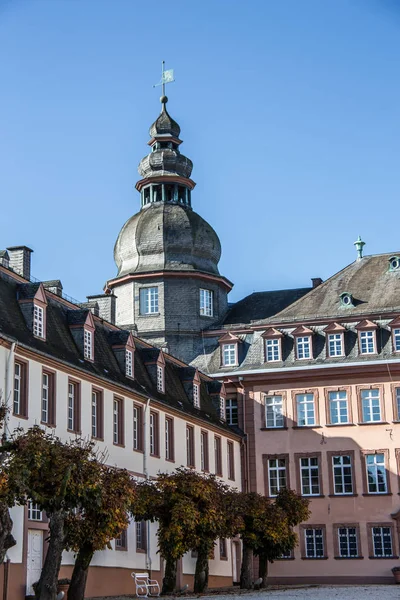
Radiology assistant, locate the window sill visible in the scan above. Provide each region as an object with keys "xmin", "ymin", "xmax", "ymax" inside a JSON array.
[
  {"xmin": 91, "ymin": 436, "xmax": 104, "ymax": 442},
  {"xmin": 334, "ymin": 556, "xmax": 364, "ymax": 560},
  {"xmin": 326, "ymin": 423, "xmax": 356, "ymax": 427},
  {"xmin": 41, "ymin": 421, "xmax": 57, "ymax": 428},
  {"xmin": 13, "ymin": 413, "xmax": 28, "ymax": 420},
  {"xmin": 113, "ymin": 443, "xmax": 126, "ymax": 448},
  {"xmin": 358, "ymin": 422, "xmax": 389, "ymax": 426},
  {"xmin": 328, "ymin": 494, "xmax": 358, "ymax": 498},
  {"xmin": 133, "ymin": 448, "xmax": 144, "ymax": 454},
  {"xmin": 138, "ymin": 313, "xmax": 160, "ymax": 318},
  {"xmin": 150, "ymin": 453, "xmax": 160, "ymax": 459},
  {"xmin": 293, "ymin": 425, "xmax": 322, "ymax": 429},
  {"xmin": 301, "ymin": 557, "xmax": 328, "ymax": 560},
  {"xmin": 369, "ymin": 555, "xmax": 399, "ymax": 560},
  {"xmin": 220, "ymin": 556, "xmax": 228, "ymax": 561},
  {"xmin": 199, "ymin": 314, "xmax": 215, "ymax": 319},
  {"xmin": 362, "ymin": 493, "xmax": 392, "ymax": 497},
  {"xmin": 136, "ymin": 548, "xmax": 147, "ymax": 554},
  {"xmin": 260, "ymin": 427, "xmax": 288, "ymax": 431},
  {"xmin": 275, "ymin": 557, "xmax": 295, "ymax": 561},
  {"xmin": 115, "ymin": 546, "xmax": 128, "ymax": 552},
  {"xmin": 302, "ymin": 494, "xmax": 325, "ymax": 499}
]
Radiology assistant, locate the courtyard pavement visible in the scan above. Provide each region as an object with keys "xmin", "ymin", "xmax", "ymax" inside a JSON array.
[{"xmin": 199, "ymin": 587, "xmax": 399, "ymax": 600}]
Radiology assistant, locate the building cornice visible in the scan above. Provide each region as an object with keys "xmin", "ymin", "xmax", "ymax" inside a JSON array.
[{"xmin": 106, "ymin": 269, "xmax": 233, "ymax": 292}]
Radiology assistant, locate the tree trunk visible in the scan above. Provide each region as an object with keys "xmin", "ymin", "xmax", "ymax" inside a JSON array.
[
  {"xmin": 68, "ymin": 543, "xmax": 94, "ymax": 600},
  {"xmin": 161, "ymin": 556, "xmax": 177, "ymax": 595},
  {"xmin": 193, "ymin": 546, "xmax": 209, "ymax": 593},
  {"xmin": 258, "ymin": 551, "xmax": 268, "ymax": 588},
  {"xmin": 0, "ymin": 503, "xmax": 16, "ymax": 564},
  {"xmin": 240, "ymin": 542, "xmax": 253, "ymax": 590},
  {"xmin": 36, "ymin": 509, "xmax": 65, "ymax": 600}
]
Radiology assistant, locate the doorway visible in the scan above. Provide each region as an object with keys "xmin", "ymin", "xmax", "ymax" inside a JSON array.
[
  {"xmin": 27, "ymin": 529, "xmax": 43, "ymax": 595},
  {"xmin": 231, "ymin": 541, "xmax": 241, "ymax": 584}
]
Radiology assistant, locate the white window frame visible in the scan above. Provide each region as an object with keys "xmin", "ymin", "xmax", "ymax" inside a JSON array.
[
  {"xmin": 268, "ymin": 458, "xmax": 287, "ymax": 497},
  {"xmin": 165, "ymin": 417, "xmax": 172, "ymax": 460},
  {"xmin": 125, "ymin": 349, "xmax": 133, "ymax": 378},
  {"xmin": 113, "ymin": 399, "xmax": 119, "ymax": 444},
  {"xmin": 305, "ymin": 528, "xmax": 324, "ymax": 558},
  {"xmin": 200, "ymin": 431, "xmax": 208, "ymax": 471},
  {"xmin": 366, "ymin": 453, "xmax": 387, "ymax": 494},
  {"xmin": 13, "ymin": 362, "xmax": 21, "ymax": 415},
  {"xmin": 149, "ymin": 412, "xmax": 155, "ymax": 455},
  {"xmin": 372, "ymin": 526, "xmax": 393, "ymax": 557},
  {"xmin": 338, "ymin": 527, "xmax": 358, "ymax": 558},
  {"xmin": 361, "ymin": 389, "xmax": 381, "ymax": 423},
  {"xmin": 359, "ymin": 330, "xmax": 376, "ymax": 354},
  {"xmin": 332, "ymin": 455, "xmax": 353, "ymax": 495},
  {"xmin": 226, "ymin": 398, "xmax": 238, "ymax": 426},
  {"xmin": 300, "ymin": 456, "xmax": 320, "ymax": 496},
  {"xmin": 157, "ymin": 364, "xmax": 164, "ymax": 393},
  {"xmin": 28, "ymin": 501, "xmax": 42, "ymax": 521},
  {"xmin": 84, "ymin": 329, "xmax": 93, "ymax": 360},
  {"xmin": 328, "ymin": 390, "xmax": 349, "ymax": 424},
  {"xmin": 42, "ymin": 372, "xmax": 49, "ymax": 424},
  {"xmin": 33, "ymin": 304, "xmax": 44, "ymax": 338},
  {"xmin": 396, "ymin": 388, "xmax": 400, "ymax": 421},
  {"xmin": 219, "ymin": 397, "xmax": 226, "ymax": 421},
  {"xmin": 265, "ymin": 395, "xmax": 284, "ymax": 428},
  {"xmin": 393, "ymin": 328, "xmax": 400, "ymax": 352},
  {"xmin": 296, "ymin": 393, "xmax": 316, "ymax": 427},
  {"xmin": 222, "ymin": 343, "xmax": 237, "ymax": 366},
  {"xmin": 199, "ymin": 288, "xmax": 213, "ymax": 317},
  {"xmin": 265, "ymin": 338, "xmax": 281, "ymax": 362},
  {"xmin": 68, "ymin": 382, "xmax": 75, "ymax": 431},
  {"xmin": 328, "ymin": 333, "xmax": 344, "ymax": 357},
  {"xmin": 296, "ymin": 336, "xmax": 311, "ymax": 360},
  {"xmin": 193, "ymin": 383, "xmax": 200, "ymax": 408},
  {"xmin": 139, "ymin": 287, "xmax": 159, "ymax": 315},
  {"xmin": 91, "ymin": 391, "xmax": 98, "ymax": 438}
]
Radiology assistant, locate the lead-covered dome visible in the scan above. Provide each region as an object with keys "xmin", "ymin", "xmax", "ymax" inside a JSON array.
[{"xmin": 114, "ymin": 203, "xmax": 221, "ymax": 277}]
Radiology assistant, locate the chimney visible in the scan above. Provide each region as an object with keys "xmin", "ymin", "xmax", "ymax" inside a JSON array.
[
  {"xmin": 0, "ymin": 250, "xmax": 10, "ymax": 269},
  {"xmin": 86, "ymin": 293, "xmax": 116, "ymax": 324},
  {"xmin": 79, "ymin": 301, "xmax": 99, "ymax": 317},
  {"xmin": 312, "ymin": 277, "xmax": 323, "ymax": 289},
  {"xmin": 7, "ymin": 246, "xmax": 33, "ymax": 280},
  {"xmin": 43, "ymin": 280, "xmax": 63, "ymax": 297}
]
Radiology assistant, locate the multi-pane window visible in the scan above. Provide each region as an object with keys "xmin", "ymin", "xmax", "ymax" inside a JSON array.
[
  {"xmin": 91, "ymin": 391, "xmax": 103, "ymax": 439},
  {"xmin": 332, "ymin": 455, "xmax": 353, "ymax": 494},
  {"xmin": 300, "ymin": 457, "xmax": 320, "ymax": 496},
  {"xmin": 156, "ymin": 365, "xmax": 164, "ymax": 393},
  {"xmin": 268, "ymin": 458, "xmax": 287, "ymax": 497},
  {"xmin": 296, "ymin": 393, "xmax": 316, "ymax": 427},
  {"xmin": 227, "ymin": 441, "xmax": 235, "ymax": 480},
  {"xmin": 84, "ymin": 329, "xmax": 93, "ymax": 360},
  {"xmin": 186, "ymin": 425, "xmax": 195, "ymax": 467},
  {"xmin": 265, "ymin": 395, "xmax": 284, "ymax": 428},
  {"xmin": 193, "ymin": 383, "xmax": 200, "ymax": 408},
  {"xmin": 14, "ymin": 362, "xmax": 27, "ymax": 417},
  {"xmin": 125, "ymin": 349, "xmax": 133, "ymax": 377},
  {"xmin": 265, "ymin": 338, "xmax": 281, "ymax": 362},
  {"xmin": 328, "ymin": 333, "xmax": 343, "ymax": 357},
  {"xmin": 165, "ymin": 417, "xmax": 174, "ymax": 461},
  {"xmin": 113, "ymin": 398, "xmax": 124, "ymax": 445},
  {"xmin": 396, "ymin": 388, "xmax": 400, "ymax": 421},
  {"xmin": 68, "ymin": 382, "xmax": 79, "ymax": 432},
  {"xmin": 329, "ymin": 390, "xmax": 349, "ymax": 424},
  {"xmin": 372, "ymin": 526, "xmax": 393, "ymax": 557},
  {"xmin": 338, "ymin": 527, "xmax": 358, "ymax": 558},
  {"xmin": 226, "ymin": 398, "xmax": 238, "ymax": 426},
  {"xmin": 214, "ymin": 436, "xmax": 222, "ymax": 476},
  {"xmin": 115, "ymin": 529, "xmax": 127, "ymax": 550},
  {"xmin": 200, "ymin": 431, "xmax": 209, "ymax": 472},
  {"xmin": 136, "ymin": 520, "xmax": 146, "ymax": 551},
  {"xmin": 219, "ymin": 397, "xmax": 226, "ymax": 421},
  {"xmin": 28, "ymin": 501, "xmax": 42, "ymax": 521},
  {"xmin": 41, "ymin": 372, "xmax": 49, "ymax": 424},
  {"xmin": 199, "ymin": 289, "xmax": 213, "ymax": 317},
  {"xmin": 361, "ymin": 389, "xmax": 381, "ymax": 422},
  {"xmin": 149, "ymin": 412, "xmax": 159, "ymax": 456},
  {"xmin": 222, "ymin": 344, "xmax": 237, "ymax": 366},
  {"xmin": 304, "ymin": 528, "xmax": 324, "ymax": 558},
  {"xmin": 133, "ymin": 405, "xmax": 143, "ymax": 451},
  {"xmin": 219, "ymin": 539, "xmax": 227, "ymax": 559},
  {"xmin": 366, "ymin": 453, "xmax": 387, "ymax": 494},
  {"xmin": 394, "ymin": 328, "xmax": 400, "ymax": 352},
  {"xmin": 139, "ymin": 287, "xmax": 159, "ymax": 315},
  {"xmin": 359, "ymin": 330, "xmax": 376, "ymax": 354},
  {"xmin": 33, "ymin": 304, "xmax": 44, "ymax": 338},
  {"xmin": 296, "ymin": 336, "xmax": 311, "ymax": 360}
]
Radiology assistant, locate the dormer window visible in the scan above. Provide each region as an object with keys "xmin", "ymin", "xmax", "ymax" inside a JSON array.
[
  {"xmin": 33, "ymin": 304, "xmax": 44, "ymax": 339},
  {"xmin": 389, "ymin": 318, "xmax": 400, "ymax": 353},
  {"xmin": 324, "ymin": 323, "xmax": 346, "ymax": 358},
  {"xmin": 292, "ymin": 325, "xmax": 314, "ymax": 360},
  {"xmin": 356, "ymin": 320, "xmax": 377, "ymax": 355},
  {"xmin": 340, "ymin": 292, "xmax": 353, "ymax": 307},
  {"xmin": 125, "ymin": 349, "xmax": 133, "ymax": 378},
  {"xmin": 262, "ymin": 328, "xmax": 283, "ymax": 363},
  {"xmin": 84, "ymin": 329, "xmax": 93, "ymax": 360},
  {"xmin": 389, "ymin": 256, "xmax": 400, "ymax": 272},
  {"xmin": 157, "ymin": 364, "xmax": 164, "ymax": 393},
  {"xmin": 223, "ymin": 344, "xmax": 237, "ymax": 366},
  {"xmin": 219, "ymin": 397, "xmax": 226, "ymax": 421},
  {"xmin": 193, "ymin": 383, "xmax": 200, "ymax": 408}
]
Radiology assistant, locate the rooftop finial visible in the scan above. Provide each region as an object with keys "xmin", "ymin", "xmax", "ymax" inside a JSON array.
[
  {"xmin": 153, "ymin": 60, "xmax": 175, "ymax": 103},
  {"xmin": 354, "ymin": 235, "xmax": 365, "ymax": 260}
]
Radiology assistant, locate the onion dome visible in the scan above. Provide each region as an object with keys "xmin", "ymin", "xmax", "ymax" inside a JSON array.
[
  {"xmin": 149, "ymin": 95, "xmax": 181, "ymax": 138},
  {"xmin": 138, "ymin": 147, "xmax": 193, "ymax": 180}
]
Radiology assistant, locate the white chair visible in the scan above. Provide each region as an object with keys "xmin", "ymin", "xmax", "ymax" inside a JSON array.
[{"xmin": 131, "ymin": 572, "xmax": 160, "ymax": 598}]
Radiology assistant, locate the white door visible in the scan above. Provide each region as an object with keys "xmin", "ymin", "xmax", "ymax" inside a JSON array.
[
  {"xmin": 232, "ymin": 541, "xmax": 237, "ymax": 583},
  {"xmin": 27, "ymin": 530, "xmax": 43, "ymax": 595}
]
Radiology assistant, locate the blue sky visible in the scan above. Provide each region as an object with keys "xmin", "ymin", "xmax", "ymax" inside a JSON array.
[{"xmin": 1, "ymin": 0, "xmax": 399, "ymax": 303}]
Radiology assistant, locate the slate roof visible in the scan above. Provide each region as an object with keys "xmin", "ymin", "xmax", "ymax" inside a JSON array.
[
  {"xmin": 0, "ymin": 270, "xmax": 239, "ymax": 436},
  {"xmin": 222, "ymin": 288, "xmax": 312, "ymax": 326},
  {"xmin": 272, "ymin": 253, "xmax": 400, "ymax": 322}
]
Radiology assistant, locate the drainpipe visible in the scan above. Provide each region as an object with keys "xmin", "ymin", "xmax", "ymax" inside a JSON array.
[
  {"xmin": 143, "ymin": 399, "xmax": 152, "ymax": 573},
  {"xmin": 3, "ymin": 342, "xmax": 16, "ymax": 443},
  {"xmin": 237, "ymin": 377, "xmax": 250, "ymax": 493}
]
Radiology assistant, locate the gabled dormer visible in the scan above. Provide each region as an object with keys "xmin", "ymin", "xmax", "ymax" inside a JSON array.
[
  {"xmin": 388, "ymin": 316, "xmax": 400, "ymax": 353},
  {"xmin": 323, "ymin": 322, "xmax": 346, "ymax": 358},
  {"xmin": 17, "ymin": 282, "xmax": 48, "ymax": 341},
  {"xmin": 218, "ymin": 332, "xmax": 241, "ymax": 368},
  {"xmin": 68, "ymin": 309, "xmax": 95, "ymax": 361},
  {"xmin": 180, "ymin": 367, "xmax": 201, "ymax": 409},
  {"xmin": 355, "ymin": 319, "xmax": 377, "ymax": 355},
  {"xmin": 261, "ymin": 328, "xmax": 283, "ymax": 362},
  {"xmin": 142, "ymin": 348, "xmax": 166, "ymax": 394},
  {"xmin": 108, "ymin": 330, "xmax": 136, "ymax": 379},
  {"xmin": 208, "ymin": 381, "xmax": 226, "ymax": 421},
  {"xmin": 292, "ymin": 325, "xmax": 314, "ymax": 360}
]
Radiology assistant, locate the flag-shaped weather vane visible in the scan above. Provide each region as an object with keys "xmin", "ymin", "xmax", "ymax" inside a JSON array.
[{"xmin": 153, "ymin": 61, "xmax": 175, "ymax": 98}]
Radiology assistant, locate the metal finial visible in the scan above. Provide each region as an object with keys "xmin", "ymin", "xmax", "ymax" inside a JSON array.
[
  {"xmin": 153, "ymin": 61, "xmax": 175, "ymax": 99},
  {"xmin": 354, "ymin": 235, "xmax": 365, "ymax": 260}
]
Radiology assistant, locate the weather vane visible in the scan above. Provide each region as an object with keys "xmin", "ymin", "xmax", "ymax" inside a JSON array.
[{"xmin": 153, "ymin": 61, "xmax": 175, "ymax": 97}]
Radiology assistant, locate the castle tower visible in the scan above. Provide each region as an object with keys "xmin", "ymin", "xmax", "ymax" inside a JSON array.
[{"xmin": 106, "ymin": 95, "xmax": 232, "ymax": 362}]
